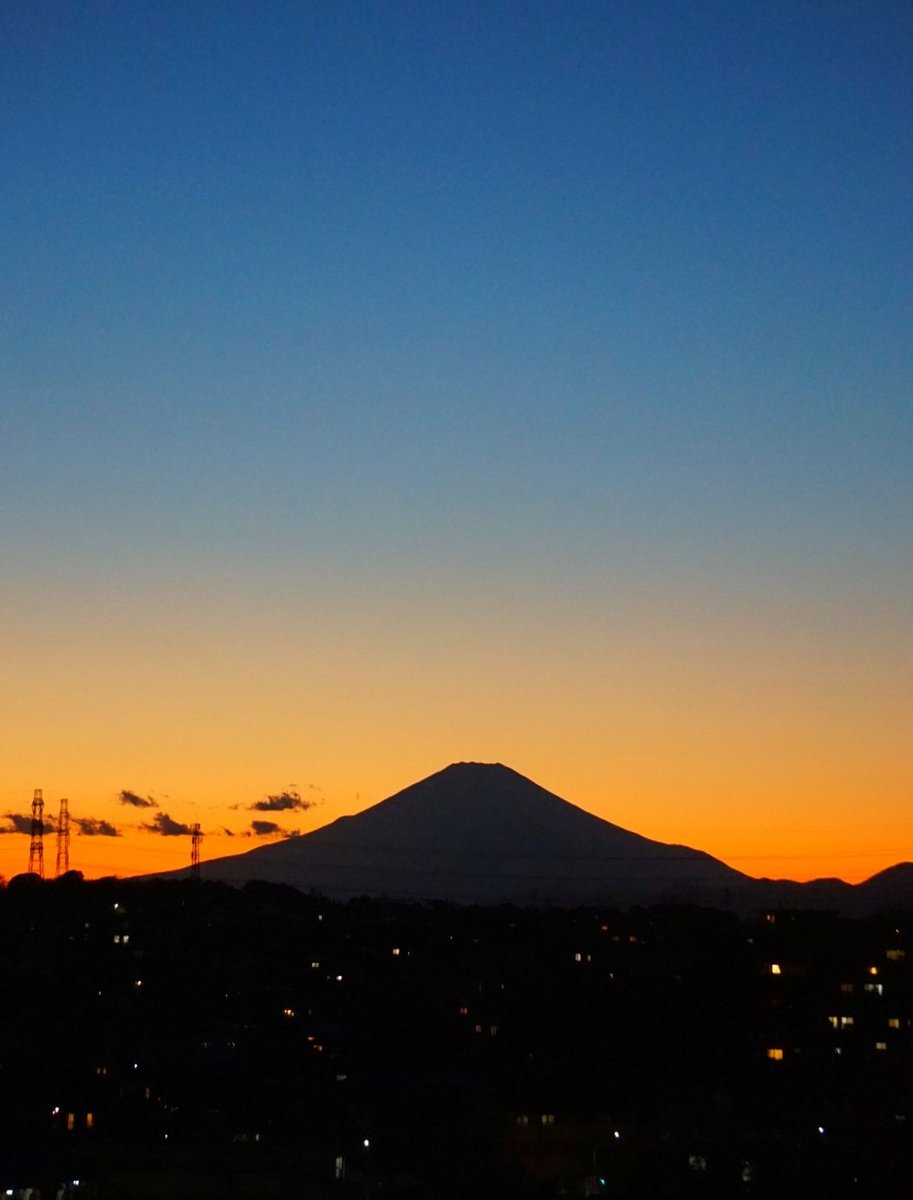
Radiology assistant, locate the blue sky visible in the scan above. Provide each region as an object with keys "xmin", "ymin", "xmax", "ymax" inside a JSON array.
[{"xmin": 2, "ymin": 1, "xmax": 912, "ymax": 880}]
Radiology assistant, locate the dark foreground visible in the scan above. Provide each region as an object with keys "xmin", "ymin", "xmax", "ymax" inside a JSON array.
[{"xmin": 1, "ymin": 874, "xmax": 911, "ymax": 1198}]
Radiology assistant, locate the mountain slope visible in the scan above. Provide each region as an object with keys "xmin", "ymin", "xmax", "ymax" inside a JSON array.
[{"xmin": 161, "ymin": 762, "xmax": 750, "ymax": 905}]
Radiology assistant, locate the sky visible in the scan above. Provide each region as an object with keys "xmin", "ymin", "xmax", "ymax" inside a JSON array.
[{"xmin": 2, "ymin": 0, "xmax": 911, "ymax": 885}]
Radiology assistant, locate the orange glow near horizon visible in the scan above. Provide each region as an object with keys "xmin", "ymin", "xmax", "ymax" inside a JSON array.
[
  {"xmin": 2, "ymin": 573, "xmax": 910, "ymax": 888},
  {"xmin": 1, "ymin": 745, "xmax": 909, "ymax": 887}
]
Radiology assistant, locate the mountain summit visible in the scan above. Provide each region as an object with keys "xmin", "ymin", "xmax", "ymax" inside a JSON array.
[{"xmin": 165, "ymin": 763, "xmax": 749, "ymax": 905}]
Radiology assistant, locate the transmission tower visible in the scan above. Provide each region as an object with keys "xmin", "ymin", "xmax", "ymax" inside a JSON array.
[
  {"xmin": 27, "ymin": 788, "xmax": 45, "ymax": 878},
  {"xmin": 55, "ymin": 797, "xmax": 70, "ymax": 878},
  {"xmin": 190, "ymin": 822, "xmax": 202, "ymax": 881}
]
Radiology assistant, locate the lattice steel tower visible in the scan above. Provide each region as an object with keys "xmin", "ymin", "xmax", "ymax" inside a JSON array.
[
  {"xmin": 55, "ymin": 797, "xmax": 70, "ymax": 878},
  {"xmin": 190, "ymin": 822, "xmax": 202, "ymax": 881},
  {"xmin": 27, "ymin": 788, "xmax": 45, "ymax": 878}
]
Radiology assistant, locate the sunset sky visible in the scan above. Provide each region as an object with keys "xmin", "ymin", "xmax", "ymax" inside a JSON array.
[{"xmin": 2, "ymin": 1, "xmax": 911, "ymax": 885}]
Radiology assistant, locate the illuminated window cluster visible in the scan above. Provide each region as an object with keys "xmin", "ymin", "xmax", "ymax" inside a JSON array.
[{"xmin": 828, "ymin": 1015, "xmax": 854, "ymax": 1029}]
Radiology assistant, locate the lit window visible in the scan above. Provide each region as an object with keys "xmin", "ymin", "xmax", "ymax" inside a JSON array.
[
  {"xmin": 113, "ymin": 935, "xmax": 120, "ymax": 944},
  {"xmin": 770, "ymin": 963, "xmax": 781, "ymax": 976},
  {"xmin": 766, "ymin": 1048, "xmax": 784, "ymax": 1061},
  {"xmin": 840, "ymin": 982, "xmax": 853, "ymax": 994},
  {"xmin": 888, "ymin": 1018, "xmax": 901, "ymax": 1029},
  {"xmin": 828, "ymin": 1016, "xmax": 839, "ymax": 1028},
  {"xmin": 133, "ymin": 979, "xmax": 143, "ymax": 990},
  {"xmin": 86, "ymin": 1112, "xmax": 94, "ymax": 1130},
  {"xmin": 574, "ymin": 952, "xmax": 582, "ymax": 962},
  {"xmin": 123, "ymin": 934, "xmax": 129, "ymax": 944},
  {"xmin": 67, "ymin": 1113, "xmax": 75, "ymax": 1132},
  {"xmin": 95, "ymin": 1066, "xmax": 107, "ymax": 1076},
  {"xmin": 474, "ymin": 1024, "xmax": 483, "ymax": 1033},
  {"xmin": 310, "ymin": 961, "xmax": 320, "ymax": 969},
  {"xmin": 540, "ymin": 1113, "xmax": 555, "ymax": 1125},
  {"xmin": 869, "ymin": 966, "xmax": 879, "ymax": 976},
  {"xmin": 886, "ymin": 949, "xmax": 905, "ymax": 962},
  {"xmin": 490, "ymin": 1025, "xmax": 498, "ymax": 1036},
  {"xmin": 392, "ymin": 948, "xmax": 400, "ymax": 956},
  {"xmin": 516, "ymin": 1114, "xmax": 529, "ymax": 1127},
  {"xmin": 459, "ymin": 1006, "xmax": 469, "ymax": 1016},
  {"xmin": 840, "ymin": 1016, "xmax": 854, "ymax": 1028},
  {"xmin": 282, "ymin": 1008, "xmax": 295, "ymax": 1017},
  {"xmin": 864, "ymin": 983, "xmax": 883, "ymax": 996},
  {"xmin": 876, "ymin": 1041, "xmax": 888, "ymax": 1051}
]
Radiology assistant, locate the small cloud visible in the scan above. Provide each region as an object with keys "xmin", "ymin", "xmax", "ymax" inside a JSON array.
[
  {"xmin": 74, "ymin": 817, "xmax": 120, "ymax": 837},
  {"xmin": 250, "ymin": 820, "xmax": 282, "ymax": 837},
  {"xmin": 251, "ymin": 787, "xmax": 315, "ymax": 813},
  {"xmin": 118, "ymin": 789, "xmax": 157, "ymax": 809},
  {"xmin": 142, "ymin": 813, "xmax": 193, "ymax": 837},
  {"xmin": 0, "ymin": 813, "xmax": 36, "ymax": 836},
  {"xmin": 221, "ymin": 826, "xmax": 235, "ymax": 837},
  {"xmin": 0, "ymin": 812, "xmax": 57, "ymax": 835}
]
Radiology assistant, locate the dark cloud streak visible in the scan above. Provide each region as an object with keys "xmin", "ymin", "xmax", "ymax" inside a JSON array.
[
  {"xmin": 142, "ymin": 813, "xmax": 193, "ymax": 837},
  {"xmin": 251, "ymin": 788, "xmax": 315, "ymax": 813},
  {"xmin": 118, "ymin": 789, "xmax": 157, "ymax": 809},
  {"xmin": 250, "ymin": 820, "xmax": 282, "ymax": 837},
  {"xmin": 0, "ymin": 813, "xmax": 38, "ymax": 835},
  {"xmin": 74, "ymin": 817, "xmax": 120, "ymax": 837}
]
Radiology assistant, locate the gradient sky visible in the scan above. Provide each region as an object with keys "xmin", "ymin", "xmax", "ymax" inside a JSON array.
[{"xmin": 2, "ymin": 0, "xmax": 911, "ymax": 885}]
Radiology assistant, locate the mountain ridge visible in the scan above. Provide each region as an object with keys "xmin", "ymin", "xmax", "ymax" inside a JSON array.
[{"xmin": 145, "ymin": 763, "xmax": 912, "ymax": 913}]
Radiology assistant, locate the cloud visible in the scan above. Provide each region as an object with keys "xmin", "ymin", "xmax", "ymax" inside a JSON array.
[
  {"xmin": 118, "ymin": 789, "xmax": 157, "ymax": 809},
  {"xmin": 141, "ymin": 813, "xmax": 194, "ymax": 837},
  {"xmin": 247, "ymin": 820, "xmax": 301, "ymax": 839},
  {"xmin": 0, "ymin": 813, "xmax": 37, "ymax": 835},
  {"xmin": 74, "ymin": 817, "xmax": 120, "ymax": 837},
  {"xmin": 250, "ymin": 820, "xmax": 282, "ymax": 837},
  {"xmin": 0, "ymin": 812, "xmax": 57, "ymax": 835},
  {"xmin": 221, "ymin": 826, "xmax": 235, "ymax": 837},
  {"xmin": 251, "ymin": 788, "xmax": 315, "ymax": 813}
]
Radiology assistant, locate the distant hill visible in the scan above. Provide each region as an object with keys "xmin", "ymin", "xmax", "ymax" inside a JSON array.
[{"xmin": 153, "ymin": 762, "xmax": 749, "ymax": 906}]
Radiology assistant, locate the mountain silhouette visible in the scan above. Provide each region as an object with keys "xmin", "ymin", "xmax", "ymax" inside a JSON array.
[{"xmin": 159, "ymin": 762, "xmax": 751, "ymax": 905}]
